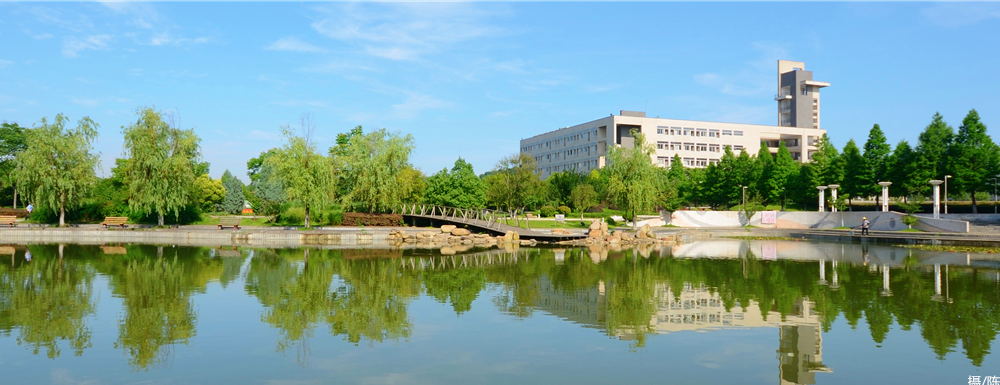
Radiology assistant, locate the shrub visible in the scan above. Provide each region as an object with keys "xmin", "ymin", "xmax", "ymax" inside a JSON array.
[
  {"xmin": 557, "ymin": 205, "xmax": 572, "ymax": 216},
  {"xmin": 539, "ymin": 205, "xmax": 557, "ymax": 218},
  {"xmin": 585, "ymin": 204, "xmax": 605, "ymax": 213},
  {"xmin": 902, "ymin": 215, "xmax": 919, "ymax": 228},
  {"xmin": 341, "ymin": 213, "xmax": 402, "ymax": 226},
  {"xmin": 606, "ymin": 217, "xmax": 617, "ymax": 226}
]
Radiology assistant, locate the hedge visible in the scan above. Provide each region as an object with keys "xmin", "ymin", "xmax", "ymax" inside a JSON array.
[{"xmin": 341, "ymin": 213, "xmax": 403, "ymax": 226}]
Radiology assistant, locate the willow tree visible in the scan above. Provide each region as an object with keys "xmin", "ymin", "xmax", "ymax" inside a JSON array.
[
  {"xmin": 335, "ymin": 128, "xmax": 414, "ymax": 212},
  {"xmin": 484, "ymin": 153, "xmax": 542, "ymax": 215},
  {"xmin": 121, "ymin": 107, "xmax": 201, "ymax": 226},
  {"xmin": 606, "ymin": 130, "xmax": 659, "ymax": 229},
  {"xmin": 267, "ymin": 122, "xmax": 334, "ymax": 228},
  {"xmin": 13, "ymin": 114, "xmax": 100, "ymax": 226}
]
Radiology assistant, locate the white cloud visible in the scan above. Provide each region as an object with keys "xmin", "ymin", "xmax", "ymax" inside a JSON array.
[
  {"xmin": 100, "ymin": 1, "xmax": 161, "ymax": 29},
  {"xmin": 62, "ymin": 34, "xmax": 112, "ymax": 57},
  {"xmin": 392, "ymin": 92, "xmax": 449, "ymax": 119},
  {"xmin": 311, "ymin": 2, "xmax": 504, "ymax": 61},
  {"xmin": 148, "ymin": 33, "xmax": 210, "ymax": 46},
  {"xmin": 922, "ymin": 3, "xmax": 1000, "ymax": 28},
  {"xmin": 266, "ymin": 37, "xmax": 326, "ymax": 53},
  {"xmin": 72, "ymin": 98, "xmax": 99, "ymax": 107}
]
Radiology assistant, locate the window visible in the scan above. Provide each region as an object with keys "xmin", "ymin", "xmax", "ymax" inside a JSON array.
[
  {"xmin": 709, "ymin": 129, "xmax": 720, "ymax": 138},
  {"xmin": 722, "ymin": 130, "xmax": 733, "ymax": 136},
  {"xmin": 657, "ymin": 128, "xmax": 663, "ymax": 134},
  {"xmin": 696, "ymin": 159, "xmax": 708, "ymax": 167},
  {"xmin": 697, "ymin": 129, "xmax": 707, "ymax": 137},
  {"xmin": 802, "ymin": 86, "xmax": 808, "ymax": 95},
  {"xmin": 671, "ymin": 142, "xmax": 682, "ymax": 151},
  {"xmin": 683, "ymin": 158, "xmax": 695, "ymax": 167},
  {"xmin": 709, "ymin": 144, "xmax": 720, "ymax": 153},
  {"xmin": 697, "ymin": 143, "xmax": 707, "ymax": 152},
  {"xmin": 733, "ymin": 145, "xmax": 744, "ymax": 152},
  {"xmin": 684, "ymin": 142, "xmax": 694, "ymax": 151},
  {"xmin": 734, "ymin": 131, "xmax": 744, "ymax": 136},
  {"xmin": 657, "ymin": 142, "xmax": 666, "ymax": 150},
  {"xmin": 657, "ymin": 157, "xmax": 669, "ymax": 166}
]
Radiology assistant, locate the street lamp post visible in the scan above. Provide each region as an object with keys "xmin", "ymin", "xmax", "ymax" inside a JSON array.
[{"xmin": 945, "ymin": 175, "xmax": 952, "ymax": 214}]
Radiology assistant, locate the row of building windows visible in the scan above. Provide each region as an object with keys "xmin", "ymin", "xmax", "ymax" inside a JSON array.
[
  {"xmin": 521, "ymin": 129, "xmax": 600, "ymax": 152},
  {"xmin": 540, "ymin": 159, "xmax": 599, "ymax": 174},
  {"xmin": 656, "ymin": 142, "xmax": 744, "ymax": 153},
  {"xmin": 657, "ymin": 157, "xmax": 719, "ymax": 167},
  {"xmin": 655, "ymin": 126, "xmax": 743, "ymax": 138},
  {"xmin": 533, "ymin": 145, "xmax": 598, "ymax": 162}
]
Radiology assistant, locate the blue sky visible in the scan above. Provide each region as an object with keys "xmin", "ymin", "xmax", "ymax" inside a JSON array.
[{"xmin": 2, "ymin": 2, "xmax": 999, "ymax": 182}]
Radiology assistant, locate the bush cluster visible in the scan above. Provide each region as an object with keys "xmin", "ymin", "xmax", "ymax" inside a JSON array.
[
  {"xmin": 557, "ymin": 205, "xmax": 572, "ymax": 216},
  {"xmin": 539, "ymin": 205, "xmax": 556, "ymax": 217},
  {"xmin": 341, "ymin": 213, "xmax": 403, "ymax": 226}
]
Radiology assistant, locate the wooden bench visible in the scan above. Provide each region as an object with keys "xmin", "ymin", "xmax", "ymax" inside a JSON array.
[
  {"xmin": 0, "ymin": 215, "xmax": 17, "ymax": 227},
  {"xmin": 101, "ymin": 216, "xmax": 129, "ymax": 229},
  {"xmin": 218, "ymin": 217, "xmax": 241, "ymax": 230}
]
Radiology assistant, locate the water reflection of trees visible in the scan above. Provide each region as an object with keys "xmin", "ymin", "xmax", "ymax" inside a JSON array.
[
  {"xmin": 0, "ymin": 245, "xmax": 95, "ymax": 358},
  {"xmin": 100, "ymin": 245, "xmax": 223, "ymax": 371}
]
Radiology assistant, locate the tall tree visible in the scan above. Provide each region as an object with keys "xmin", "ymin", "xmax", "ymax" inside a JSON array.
[
  {"xmin": 755, "ymin": 144, "xmax": 774, "ymax": 205},
  {"xmin": 191, "ymin": 174, "xmax": 225, "ymax": 212},
  {"xmin": 397, "ymin": 166, "xmax": 426, "ymax": 204},
  {"xmin": 250, "ymin": 163, "xmax": 285, "ymax": 218},
  {"xmin": 334, "ymin": 128, "xmax": 415, "ymax": 212},
  {"xmin": 813, "ymin": 134, "xmax": 843, "ymax": 186},
  {"xmin": 423, "ymin": 158, "xmax": 486, "ymax": 209},
  {"xmin": 484, "ymin": 153, "xmax": 542, "ymax": 214},
  {"xmin": 546, "ymin": 170, "xmax": 586, "ymax": 206},
  {"xmin": 569, "ymin": 184, "xmax": 597, "ymax": 221},
  {"xmin": 766, "ymin": 142, "xmax": 799, "ymax": 210},
  {"xmin": 913, "ymin": 113, "xmax": 955, "ymax": 195},
  {"xmin": 862, "ymin": 124, "xmax": 892, "ymax": 205},
  {"xmin": 606, "ymin": 130, "xmax": 658, "ymax": 228},
  {"xmin": 0, "ymin": 122, "xmax": 28, "ymax": 208},
  {"xmin": 121, "ymin": 107, "xmax": 202, "ymax": 226},
  {"xmin": 840, "ymin": 139, "xmax": 865, "ymax": 210},
  {"xmin": 13, "ymin": 115, "xmax": 99, "ymax": 226},
  {"xmin": 947, "ymin": 109, "xmax": 1000, "ymax": 213},
  {"xmin": 220, "ymin": 170, "xmax": 245, "ymax": 214},
  {"xmin": 886, "ymin": 140, "xmax": 920, "ymax": 200},
  {"xmin": 267, "ymin": 118, "xmax": 335, "ymax": 227}
]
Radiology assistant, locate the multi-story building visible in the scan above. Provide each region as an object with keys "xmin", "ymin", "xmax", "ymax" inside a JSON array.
[{"xmin": 520, "ymin": 60, "xmax": 830, "ymax": 179}]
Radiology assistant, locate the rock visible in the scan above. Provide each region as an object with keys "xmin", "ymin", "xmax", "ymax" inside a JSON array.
[
  {"xmin": 600, "ymin": 222, "xmax": 608, "ymax": 233},
  {"xmin": 440, "ymin": 246, "xmax": 456, "ymax": 255},
  {"xmin": 441, "ymin": 225, "xmax": 456, "ymax": 233},
  {"xmin": 451, "ymin": 228, "xmax": 471, "ymax": 236},
  {"xmin": 608, "ymin": 235, "xmax": 621, "ymax": 243},
  {"xmin": 420, "ymin": 231, "xmax": 435, "ymax": 238},
  {"xmin": 589, "ymin": 229, "xmax": 602, "ymax": 238},
  {"xmin": 589, "ymin": 220, "xmax": 601, "ymax": 230},
  {"xmin": 504, "ymin": 230, "xmax": 520, "ymax": 241},
  {"xmin": 637, "ymin": 230, "xmax": 648, "ymax": 239}
]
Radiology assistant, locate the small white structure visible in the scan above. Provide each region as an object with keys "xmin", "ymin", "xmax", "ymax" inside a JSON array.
[
  {"xmin": 816, "ymin": 186, "xmax": 827, "ymax": 212},
  {"xmin": 930, "ymin": 180, "xmax": 944, "ymax": 219},
  {"xmin": 878, "ymin": 182, "xmax": 892, "ymax": 212}
]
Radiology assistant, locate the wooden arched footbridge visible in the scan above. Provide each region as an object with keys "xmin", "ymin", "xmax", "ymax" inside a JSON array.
[{"xmin": 391, "ymin": 203, "xmax": 586, "ymax": 241}]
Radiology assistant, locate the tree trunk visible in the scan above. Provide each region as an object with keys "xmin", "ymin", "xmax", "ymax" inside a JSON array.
[
  {"xmin": 59, "ymin": 200, "xmax": 65, "ymax": 227},
  {"xmin": 158, "ymin": 213, "xmax": 165, "ymax": 227},
  {"xmin": 972, "ymin": 191, "xmax": 978, "ymax": 214},
  {"xmin": 304, "ymin": 204, "xmax": 311, "ymax": 228},
  {"xmin": 12, "ymin": 188, "xmax": 17, "ymax": 209},
  {"xmin": 848, "ymin": 198, "xmax": 853, "ymax": 211}
]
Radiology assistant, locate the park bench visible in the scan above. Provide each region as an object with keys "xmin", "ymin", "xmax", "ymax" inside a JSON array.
[
  {"xmin": 0, "ymin": 215, "xmax": 17, "ymax": 227},
  {"xmin": 101, "ymin": 217, "xmax": 129, "ymax": 229},
  {"xmin": 218, "ymin": 217, "xmax": 241, "ymax": 230}
]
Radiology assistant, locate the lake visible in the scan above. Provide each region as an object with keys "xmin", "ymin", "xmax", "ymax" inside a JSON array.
[{"xmin": 1, "ymin": 241, "xmax": 998, "ymax": 384}]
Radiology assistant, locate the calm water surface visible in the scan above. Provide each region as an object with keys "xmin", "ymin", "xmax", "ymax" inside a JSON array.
[{"xmin": 1, "ymin": 242, "xmax": 998, "ymax": 384}]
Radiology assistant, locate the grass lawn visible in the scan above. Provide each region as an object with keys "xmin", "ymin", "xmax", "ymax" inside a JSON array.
[
  {"xmin": 193, "ymin": 215, "xmax": 275, "ymax": 226},
  {"xmin": 900, "ymin": 228, "xmax": 924, "ymax": 232}
]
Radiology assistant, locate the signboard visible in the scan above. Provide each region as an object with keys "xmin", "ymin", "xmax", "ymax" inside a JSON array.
[
  {"xmin": 762, "ymin": 242, "xmax": 777, "ymax": 260},
  {"xmin": 761, "ymin": 211, "xmax": 777, "ymax": 225},
  {"xmin": 555, "ymin": 214, "xmax": 565, "ymax": 223}
]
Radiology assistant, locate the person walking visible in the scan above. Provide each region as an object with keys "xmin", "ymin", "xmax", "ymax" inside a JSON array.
[
  {"xmin": 26, "ymin": 203, "xmax": 33, "ymax": 219},
  {"xmin": 861, "ymin": 216, "xmax": 870, "ymax": 236}
]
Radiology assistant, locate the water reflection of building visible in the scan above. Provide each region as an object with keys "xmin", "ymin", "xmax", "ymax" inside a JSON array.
[{"xmin": 536, "ymin": 278, "xmax": 830, "ymax": 385}]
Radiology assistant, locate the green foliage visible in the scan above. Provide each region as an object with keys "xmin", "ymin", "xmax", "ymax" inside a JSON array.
[
  {"xmin": 191, "ymin": 174, "xmax": 225, "ymax": 212},
  {"xmin": 902, "ymin": 214, "xmax": 919, "ymax": 227},
  {"xmin": 267, "ymin": 122, "xmax": 335, "ymax": 227},
  {"xmin": 424, "ymin": 158, "xmax": 486, "ymax": 209},
  {"xmin": 886, "ymin": 140, "xmax": 921, "ymax": 198},
  {"xmin": 841, "ymin": 139, "xmax": 865, "ymax": 208},
  {"xmin": 557, "ymin": 205, "xmax": 571, "ymax": 216},
  {"xmin": 398, "ymin": 166, "xmax": 426, "ymax": 204},
  {"xmin": 606, "ymin": 130, "xmax": 659, "ymax": 226},
  {"xmin": 13, "ymin": 114, "xmax": 100, "ymax": 226},
  {"xmin": 546, "ymin": 170, "xmax": 586, "ymax": 206},
  {"xmin": 250, "ymin": 163, "xmax": 285, "ymax": 218},
  {"xmin": 539, "ymin": 205, "xmax": 556, "ymax": 217},
  {"xmin": 0, "ymin": 122, "xmax": 27, "ymax": 202},
  {"xmin": 569, "ymin": 184, "xmax": 597, "ymax": 218},
  {"xmin": 947, "ymin": 109, "xmax": 1000, "ymax": 213},
  {"xmin": 220, "ymin": 170, "xmax": 245, "ymax": 214},
  {"xmin": 484, "ymin": 153, "xmax": 542, "ymax": 213},
  {"xmin": 333, "ymin": 127, "xmax": 415, "ymax": 212},
  {"xmin": 862, "ymin": 124, "xmax": 892, "ymax": 198},
  {"xmin": 121, "ymin": 107, "xmax": 201, "ymax": 226},
  {"xmin": 913, "ymin": 113, "xmax": 954, "ymax": 195}
]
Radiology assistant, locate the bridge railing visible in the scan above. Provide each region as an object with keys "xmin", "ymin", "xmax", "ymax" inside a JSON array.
[{"xmin": 391, "ymin": 203, "xmax": 515, "ymax": 231}]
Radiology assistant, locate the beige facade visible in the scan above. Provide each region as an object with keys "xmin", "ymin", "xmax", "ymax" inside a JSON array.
[{"xmin": 519, "ymin": 60, "xmax": 829, "ymax": 180}]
